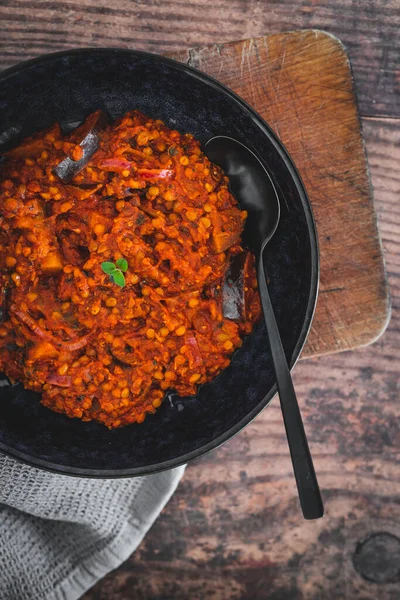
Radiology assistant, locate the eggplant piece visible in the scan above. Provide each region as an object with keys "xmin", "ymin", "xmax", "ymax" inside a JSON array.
[
  {"xmin": 0, "ymin": 284, "xmax": 9, "ymax": 323},
  {"xmin": 66, "ymin": 109, "xmax": 111, "ymax": 146},
  {"xmin": 222, "ymin": 251, "xmax": 250, "ymax": 321},
  {"xmin": 0, "ymin": 125, "xmax": 22, "ymax": 152},
  {"xmin": 60, "ymin": 120, "xmax": 86, "ymax": 135},
  {"xmin": 5, "ymin": 124, "xmax": 61, "ymax": 159},
  {"xmin": 210, "ymin": 209, "xmax": 245, "ymax": 254},
  {"xmin": 66, "ymin": 183, "xmax": 102, "ymax": 201},
  {"xmin": 5, "ymin": 136, "xmax": 46, "ymax": 159},
  {"xmin": 54, "ymin": 110, "xmax": 111, "ymax": 183}
]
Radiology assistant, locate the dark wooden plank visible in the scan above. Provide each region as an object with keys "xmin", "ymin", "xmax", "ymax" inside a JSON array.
[
  {"xmin": 169, "ymin": 32, "xmax": 390, "ymax": 358},
  {"xmin": 0, "ymin": 0, "xmax": 399, "ymax": 118},
  {"xmin": 83, "ymin": 116, "xmax": 400, "ymax": 600}
]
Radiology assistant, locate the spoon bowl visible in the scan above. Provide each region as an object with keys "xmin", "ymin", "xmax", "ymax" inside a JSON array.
[{"xmin": 205, "ymin": 136, "xmax": 280, "ymax": 252}]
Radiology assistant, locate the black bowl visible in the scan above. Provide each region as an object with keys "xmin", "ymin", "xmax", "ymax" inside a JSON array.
[{"xmin": 0, "ymin": 49, "xmax": 318, "ymax": 477}]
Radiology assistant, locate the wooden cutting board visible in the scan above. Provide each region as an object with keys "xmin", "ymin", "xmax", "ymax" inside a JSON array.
[{"xmin": 168, "ymin": 30, "xmax": 390, "ymax": 358}]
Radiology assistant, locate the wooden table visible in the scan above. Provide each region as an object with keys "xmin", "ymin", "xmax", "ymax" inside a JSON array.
[{"xmin": 1, "ymin": 1, "xmax": 399, "ymax": 598}]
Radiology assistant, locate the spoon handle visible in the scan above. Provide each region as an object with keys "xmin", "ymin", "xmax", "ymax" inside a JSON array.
[{"xmin": 257, "ymin": 253, "xmax": 324, "ymax": 520}]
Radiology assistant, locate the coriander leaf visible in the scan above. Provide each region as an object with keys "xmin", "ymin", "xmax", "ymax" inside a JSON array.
[
  {"xmin": 116, "ymin": 258, "xmax": 128, "ymax": 272},
  {"xmin": 101, "ymin": 261, "xmax": 116, "ymax": 275},
  {"xmin": 112, "ymin": 270, "xmax": 126, "ymax": 287}
]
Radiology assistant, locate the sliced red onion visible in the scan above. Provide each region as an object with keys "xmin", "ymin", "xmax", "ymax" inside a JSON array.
[
  {"xmin": 185, "ymin": 335, "xmax": 203, "ymax": 366},
  {"xmin": 137, "ymin": 168, "xmax": 173, "ymax": 180},
  {"xmin": 98, "ymin": 157, "xmax": 132, "ymax": 171},
  {"xmin": 46, "ymin": 374, "xmax": 72, "ymax": 387}
]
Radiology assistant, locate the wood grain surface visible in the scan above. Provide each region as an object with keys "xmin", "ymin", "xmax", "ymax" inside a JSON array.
[
  {"xmin": 0, "ymin": 0, "xmax": 399, "ymax": 119},
  {"xmin": 1, "ymin": 1, "xmax": 399, "ymax": 599},
  {"xmin": 168, "ymin": 31, "xmax": 390, "ymax": 357}
]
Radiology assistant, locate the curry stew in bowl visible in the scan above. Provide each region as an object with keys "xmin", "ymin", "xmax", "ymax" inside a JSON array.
[{"xmin": 0, "ymin": 110, "xmax": 261, "ymax": 428}]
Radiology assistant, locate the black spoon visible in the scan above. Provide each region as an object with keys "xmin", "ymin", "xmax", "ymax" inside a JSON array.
[{"xmin": 205, "ymin": 136, "xmax": 323, "ymax": 520}]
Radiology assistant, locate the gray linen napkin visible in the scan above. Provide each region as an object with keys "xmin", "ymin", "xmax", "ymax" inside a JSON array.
[{"xmin": 0, "ymin": 453, "xmax": 185, "ymax": 600}]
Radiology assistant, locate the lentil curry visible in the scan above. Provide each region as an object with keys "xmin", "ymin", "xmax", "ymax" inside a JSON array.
[{"xmin": 0, "ymin": 110, "xmax": 261, "ymax": 428}]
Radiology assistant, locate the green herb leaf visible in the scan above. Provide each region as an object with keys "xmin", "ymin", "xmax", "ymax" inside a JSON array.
[
  {"xmin": 101, "ymin": 262, "xmax": 117, "ymax": 275},
  {"xmin": 112, "ymin": 271, "xmax": 126, "ymax": 288},
  {"xmin": 116, "ymin": 258, "xmax": 128, "ymax": 272},
  {"xmin": 168, "ymin": 146, "xmax": 178, "ymax": 156}
]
